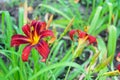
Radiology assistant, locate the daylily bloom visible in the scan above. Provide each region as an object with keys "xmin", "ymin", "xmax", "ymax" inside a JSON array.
[
  {"xmin": 11, "ymin": 20, "xmax": 55, "ymax": 62},
  {"xmin": 69, "ymin": 30, "xmax": 97, "ymax": 45},
  {"xmin": 117, "ymin": 64, "xmax": 120, "ymax": 72},
  {"xmin": 116, "ymin": 52, "xmax": 120, "ymax": 62}
]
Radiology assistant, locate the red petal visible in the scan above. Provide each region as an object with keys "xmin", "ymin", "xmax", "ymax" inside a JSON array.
[
  {"xmin": 117, "ymin": 64, "xmax": 120, "ymax": 71},
  {"xmin": 22, "ymin": 24, "xmax": 30, "ymax": 37},
  {"xmin": 40, "ymin": 30, "xmax": 54, "ymax": 39},
  {"xmin": 39, "ymin": 22, "xmax": 46, "ymax": 31},
  {"xmin": 35, "ymin": 22, "xmax": 46, "ymax": 34},
  {"xmin": 78, "ymin": 31, "xmax": 87, "ymax": 38},
  {"xmin": 35, "ymin": 40, "xmax": 50, "ymax": 62},
  {"xmin": 117, "ymin": 52, "xmax": 120, "ymax": 57},
  {"xmin": 34, "ymin": 21, "xmax": 40, "ymax": 34},
  {"xmin": 31, "ymin": 20, "xmax": 38, "ymax": 27},
  {"xmin": 116, "ymin": 52, "xmax": 120, "ymax": 62},
  {"xmin": 88, "ymin": 35, "xmax": 97, "ymax": 44},
  {"xmin": 69, "ymin": 30, "xmax": 76, "ymax": 40},
  {"xmin": 31, "ymin": 20, "xmax": 46, "ymax": 35},
  {"xmin": 22, "ymin": 45, "xmax": 32, "ymax": 62},
  {"xmin": 11, "ymin": 34, "xmax": 29, "ymax": 46}
]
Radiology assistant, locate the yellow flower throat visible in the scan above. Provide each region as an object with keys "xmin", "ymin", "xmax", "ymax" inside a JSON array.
[{"xmin": 29, "ymin": 26, "xmax": 40, "ymax": 45}]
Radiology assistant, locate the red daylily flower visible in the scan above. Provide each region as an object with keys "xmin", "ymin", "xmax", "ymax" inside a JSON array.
[
  {"xmin": 116, "ymin": 52, "xmax": 120, "ymax": 62},
  {"xmin": 117, "ymin": 64, "xmax": 120, "ymax": 71},
  {"xmin": 69, "ymin": 30, "xmax": 97, "ymax": 45},
  {"xmin": 11, "ymin": 20, "xmax": 55, "ymax": 62}
]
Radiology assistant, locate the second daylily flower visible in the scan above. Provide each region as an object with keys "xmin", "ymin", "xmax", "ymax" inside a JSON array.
[
  {"xmin": 11, "ymin": 20, "xmax": 55, "ymax": 62},
  {"xmin": 69, "ymin": 29, "xmax": 97, "ymax": 45},
  {"xmin": 69, "ymin": 29, "xmax": 97, "ymax": 58},
  {"xmin": 116, "ymin": 52, "xmax": 120, "ymax": 62}
]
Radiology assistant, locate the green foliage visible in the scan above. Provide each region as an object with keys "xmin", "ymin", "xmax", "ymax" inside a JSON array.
[{"xmin": 107, "ymin": 25, "xmax": 117, "ymax": 59}]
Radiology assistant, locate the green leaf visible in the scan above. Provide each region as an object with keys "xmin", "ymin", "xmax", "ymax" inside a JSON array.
[
  {"xmin": 88, "ymin": 6, "xmax": 102, "ymax": 34},
  {"xmin": 107, "ymin": 2, "xmax": 113, "ymax": 25},
  {"xmin": 107, "ymin": 25, "xmax": 117, "ymax": 58},
  {"xmin": 5, "ymin": 67, "xmax": 19, "ymax": 79},
  {"xmin": 0, "ymin": 58, "xmax": 8, "ymax": 74},
  {"xmin": 94, "ymin": 56, "xmax": 112, "ymax": 72},
  {"xmin": 97, "ymin": 37, "xmax": 107, "ymax": 61},
  {"xmin": 29, "ymin": 62, "xmax": 84, "ymax": 80},
  {"xmin": 51, "ymin": 40, "xmax": 66, "ymax": 62},
  {"xmin": 18, "ymin": 7, "xmax": 24, "ymax": 33},
  {"xmin": 90, "ymin": 52, "xmax": 100, "ymax": 66},
  {"xmin": 39, "ymin": 4, "xmax": 71, "ymax": 20},
  {"xmin": 1, "ymin": 11, "xmax": 13, "ymax": 48}
]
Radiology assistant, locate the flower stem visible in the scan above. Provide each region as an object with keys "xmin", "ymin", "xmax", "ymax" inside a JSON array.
[
  {"xmin": 64, "ymin": 66, "xmax": 71, "ymax": 80},
  {"xmin": 64, "ymin": 59, "xmax": 74, "ymax": 80},
  {"xmin": 64, "ymin": 38, "xmax": 87, "ymax": 80}
]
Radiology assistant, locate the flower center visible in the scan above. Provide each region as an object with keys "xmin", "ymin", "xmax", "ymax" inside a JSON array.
[
  {"xmin": 31, "ymin": 35, "xmax": 40, "ymax": 45},
  {"xmin": 29, "ymin": 26, "xmax": 40, "ymax": 45}
]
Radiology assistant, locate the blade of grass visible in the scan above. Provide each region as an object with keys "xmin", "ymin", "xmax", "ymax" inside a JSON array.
[
  {"xmin": 39, "ymin": 4, "xmax": 71, "ymax": 20},
  {"xmin": 93, "ymin": 15, "xmax": 108, "ymax": 35},
  {"xmin": 24, "ymin": 0, "xmax": 28, "ymax": 24},
  {"xmin": 0, "ymin": 58, "xmax": 8, "ymax": 74},
  {"xmin": 18, "ymin": 7, "xmax": 24, "ymax": 33},
  {"xmin": 107, "ymin": 25, "xmax": 117, "ymax": 58},
  {"xmin": 68, "ymin": 69, "xmax": 82, "ymax": 80},
  {"xmin": 29, "ymin": 62, "xmax": 84, "ymax": 80},
  {"xmin": 88, "ymin": 6, "xmax": 102, "ymax": 34},
  {"xmin": 92, "ymin": 0, "xmax": 96, "ymax": 10},
  {"xmin": 94, "ymin": 24, "xmax": 108, "ymax": 36},
  {"xmin": 1, "ymin": 11, "xmax": 13, "ymax": 48},
  {"xmin": 58, "ymin": 17, "xmax": 74, "ymax": 40},
  {"xmin": 1, "ymin": 11, "xmax": 5, "ymax": 34},
  {"xmin": 107, "ymin": 2, "xmax": 113, "ymax": 25},
  {"xmin": 58, "ymin": 0, "xmax": 74, "ymax": 17},
  {"xmin": 53, "ymin": 46, "xmax": 73, "ymax": 77},
  {"xmin": 51, "ymin": 40, "xmax": 66, "ymax": 62},
  {"xmin": 113, "ymin": 10, "xmax": 118, "ymax": 26},
  {"xmin": 0, "ymin": 50, "xmax": 20, "ymax": 57},
  {"xmin": 94, "ymin": 56, "xmax": 112, "ymax": 72},
  {"xmin": 97, "ymin": 36, "xmax": 107, "ymax": 61},
  {"xmin": 107, "ymin": 25, "xmax": 117, "ymax": 79},
  {"xmin": 5, "ymin": 67, "xmax": 19, "ymax": 79}
]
